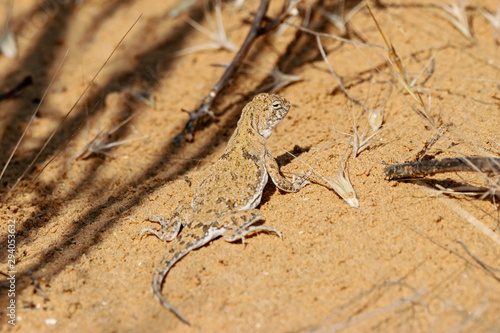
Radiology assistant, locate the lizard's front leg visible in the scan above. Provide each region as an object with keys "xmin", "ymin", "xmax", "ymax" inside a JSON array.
[
  {"xmin": 265, "ymin": 150, "xmax": 309, "ymax": 192},
  {"xmin": 141, "ymin": 203, "xmax": 192, "ymax": 241}
]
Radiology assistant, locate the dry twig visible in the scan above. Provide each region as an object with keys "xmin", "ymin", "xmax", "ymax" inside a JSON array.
[
  {"xmin": 384, "ymin": 157, "xmax": 500, "ymax": 180},
  {"xmin": 172, "ymin": 0, "xmax": 301, "ymax": 143}
]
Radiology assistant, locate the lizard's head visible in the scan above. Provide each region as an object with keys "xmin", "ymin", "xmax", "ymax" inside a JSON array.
[{"xmin": 251, "ymin": 93, "xmax": 290, "ymax": 139}]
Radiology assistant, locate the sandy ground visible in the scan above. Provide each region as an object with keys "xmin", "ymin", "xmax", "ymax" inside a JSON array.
[{"xmin": 1, "ymin": 0, "xmax": 500, "ymax": 332}]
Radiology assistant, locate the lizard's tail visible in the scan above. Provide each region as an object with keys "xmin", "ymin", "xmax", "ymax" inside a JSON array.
[
  {"xmin": 151, "ymin": 249, "xmax": 191, "ymax": 325},
  {"xmin": 151, "ymin": 233, "xmax": 220, "ymax": 325}
]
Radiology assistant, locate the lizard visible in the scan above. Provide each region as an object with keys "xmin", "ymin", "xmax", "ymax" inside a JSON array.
[{"xmin": 141, "ymin": 93, "xmax": 309, "ymax": 324}]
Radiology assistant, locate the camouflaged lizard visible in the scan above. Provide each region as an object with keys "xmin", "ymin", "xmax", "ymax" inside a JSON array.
[{"xmin": 141, "ymin": 93, "xmax": 309, "ymax": 324}]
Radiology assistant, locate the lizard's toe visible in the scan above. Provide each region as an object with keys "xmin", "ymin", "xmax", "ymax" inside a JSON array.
[
  {"xmin": 145, "ymin": 214, "xmax": 167, "ymax": 223},
  {"xmin": 140, "ymin": 227, "xmax": 161, "ymax": 239}
]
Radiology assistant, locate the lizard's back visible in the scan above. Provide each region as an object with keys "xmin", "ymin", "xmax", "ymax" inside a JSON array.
[{"xmin": 192, "ymin": 106, "xmax": 268, "ymax": 216}]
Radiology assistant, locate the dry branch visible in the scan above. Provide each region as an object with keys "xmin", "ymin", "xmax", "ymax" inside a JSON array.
[
  {"xmin": 172, "ymin": 0, "xmax": 292, "ymax": 144},
  {"xmin": 385, "ymin": 157, "xmax": 500, "ymax": 180}
]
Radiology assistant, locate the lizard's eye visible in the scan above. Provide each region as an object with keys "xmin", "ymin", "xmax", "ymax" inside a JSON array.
[{"xmin": 272, "ymin": 101, "xmax": 282, "ymax": 109}]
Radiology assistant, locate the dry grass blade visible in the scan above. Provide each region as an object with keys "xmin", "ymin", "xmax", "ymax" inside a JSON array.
[
  {"xmin": 480, "ymin": 4, "xmax": 500, "ymax": 44},
  {"xmin": 410, "ymin": 55, "xmax": 435, "ymax": 88},
  {"xmin": 323, "ymin": 165, "xmax": 359, "ymax": 208},
  {"xmin": 315, "ymin": 35, "xmax": 366, "ymax": 112},
  {"xmin": 439, "ymin": 0, "xmax": 474, "ymax": 42},
  {"xmin": 365, "ymin": 2, "xmax": 432, "ymax": 124},
  {"xmin": 177, "ymin": 1, "xmax": 237, "ymax": 55},
  {"xmin": 0, "ymin": 51, "xmax": 68, "ymax": 182},
  {"xmin": 320, "ymin": 0, "xmax": 365, "ymax": 35},
  {"xmin": 433, "ymin": 185, "xmax": 498, "ymax": 199},
  {"xmin": 274, "ymin": 0, "xmax": 300, "ymax": 36},
  {"xmin": 436, "ymin": 187, "xmax": 500, "ymax": 248},
  {"xmin": 347, "ymin": 103, "xmax": 389, "ymax": 158},
  {"xmin": 126, "ymin": 88, "xmax": 155, "ymax": 108},
  {"xmin": 314, "ymin": 109, "xmax": 385, "ymax": 159},
  {"xmin": 324, "ymin": 132, "xmax": 359, "ymax": 207},
  {"xmin": 350, "ymin": 127, "xmax": 381, "ymax": 158},
  {"xmin": 74, "ymin": 114, "xmax": 147, "ymax": 160},
  {"xmin": 259, "ymin": 66, "xmax": 302, "ymax": 93},
  {"xmin": 169, "ymin": 0, "xmax": 196, "ymax": 18},
  {"xmin": 288, "ymin": 22, "xmax": 386, "ymax": 50},
  {"xmin": 316, "ymin": 288, "xmax": 427, "ymax": 333},
  {"xmin": 172, "ymin": 0, "xmax": 293, "ymax": 143},
  {"xmin": 3, "ymin": 15, "xmax": 142, "ymax": 195},
  {"xmin": 457, "ymin": 241, "xmax": 500, "ymax": 282}
]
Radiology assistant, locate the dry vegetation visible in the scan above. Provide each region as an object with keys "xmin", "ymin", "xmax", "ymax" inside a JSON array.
[{"xmin": 0, "ymin": 0, "xmax": 499, "ymax": 332}]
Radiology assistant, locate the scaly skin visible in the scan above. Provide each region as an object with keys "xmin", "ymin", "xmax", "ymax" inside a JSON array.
[{"xmin": 141, "ymin": 93, "xmax": 309, "ymax": 324}]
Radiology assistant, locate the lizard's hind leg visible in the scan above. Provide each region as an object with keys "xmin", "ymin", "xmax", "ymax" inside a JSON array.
[
  {"xmin": 221, "ymin": 210, "xmax": 282, "ymax": 244},
  {"xmin": 141, "ymin": 203, "xmax": 192, "ymax": 241}
]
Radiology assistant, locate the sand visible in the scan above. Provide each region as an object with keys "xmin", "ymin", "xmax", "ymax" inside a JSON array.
[{"xmin": 1, "ymin": 0, "xmax": 499, "ymax": 332}]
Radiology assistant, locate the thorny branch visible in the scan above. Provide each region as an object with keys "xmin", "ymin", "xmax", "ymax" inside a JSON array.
[{"xmin": 172, "ymin": 0, "xmax": 293, "ymax": 144}]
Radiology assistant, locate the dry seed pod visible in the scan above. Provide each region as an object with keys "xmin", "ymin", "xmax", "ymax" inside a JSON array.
[{"xmin": 368, "ymin": 107, "xmax": 383, "ymax": 132}]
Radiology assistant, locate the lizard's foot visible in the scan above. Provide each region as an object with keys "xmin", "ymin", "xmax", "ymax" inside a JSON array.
[
  {"xmin": 221, "ymin": 210, "xmax": 281, "ymax": 244},
  {"xmin": 141, "ymin": 214, "xmax": 181, "ymax": 241},
  {"xmin": 291, "ymin": 171, "xmax": 311, "ymax": 190},
  {"xmin": 231, "ymin": 225, "xmax": 282, "ymax": 245}
]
